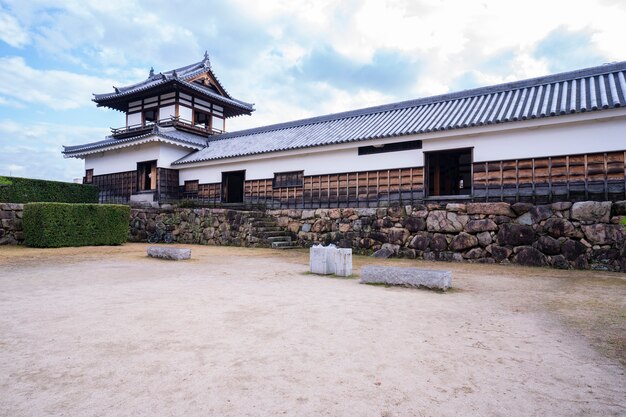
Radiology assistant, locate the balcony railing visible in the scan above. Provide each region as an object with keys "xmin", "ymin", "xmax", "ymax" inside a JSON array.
[{"xmin": 110, "ymin": 116, "xmax": 225, "ymax": 138}]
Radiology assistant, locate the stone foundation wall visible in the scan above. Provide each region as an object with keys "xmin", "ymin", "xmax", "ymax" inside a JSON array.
[
  {"xmin": 4, "ymin": 200, "xmax": 624, "ymax": 272},
  {"xmin": 266, "ymin": 201, "xmax": 626, "ymax": 272},
  {"xmin": 128, "ymin": 207, "xmax": 263, "ymax": 246},
  {"xmin": 0, "ymin": 203, "xmax": 24, "ymax": 245}
]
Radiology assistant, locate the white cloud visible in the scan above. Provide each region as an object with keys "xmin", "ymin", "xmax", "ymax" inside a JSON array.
[
  {"xmin": 0, "ymin": 120, "xmax": 108, "ymax": 181},
  {"xmin": 0, "ymin": 7, "xmax": 29, "ymax": 47},
  {"xmin": 0, "ymin": 57, "xmax": 118, "ymax": 110}
]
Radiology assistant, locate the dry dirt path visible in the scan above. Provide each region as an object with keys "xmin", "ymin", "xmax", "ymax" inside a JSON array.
[{"xmin": 0, "ymin": 244, "xmax": 624, "ymax": 417}]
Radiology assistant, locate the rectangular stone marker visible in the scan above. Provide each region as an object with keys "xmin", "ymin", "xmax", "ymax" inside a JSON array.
[
  {"xmin": 333, "ymin": 248, "xmax": 353, "ymax": 277},
  {"xmin": 309, "ymin": 244, "xmax": 336, "ymax": 275},
  {"xmin": 309, "ymin": 245, "xmax": 353, "ymax": 277},
  {"xmin": 147, "ymin": 246, "xmax": 191, "ymax": 261},
  {"xmin": 360, "ymin": 266, "xmax": 452, "ymax": 291}
]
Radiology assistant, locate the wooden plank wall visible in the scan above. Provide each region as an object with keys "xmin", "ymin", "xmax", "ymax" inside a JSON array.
[
  {"xmin": 157, "ymin": 168, "xmax": 180, "ymax": 202},
  {"xmin": 244, "ymin": 167, "xmax": 424, "ymax": 208},
  {"xmin": 92, "ymin": 170, "xmax": 137, "ymax": 204},
  {"xmin": 473, "ymin": 151, "xmax": 626, "ymax": 203}
]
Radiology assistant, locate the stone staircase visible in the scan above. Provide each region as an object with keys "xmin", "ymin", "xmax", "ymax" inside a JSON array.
[{"xmin": 247, "ymin": 214, "xmax": 299, "ymax": 249}]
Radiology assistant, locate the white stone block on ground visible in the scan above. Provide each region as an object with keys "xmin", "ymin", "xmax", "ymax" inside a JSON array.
[
  {"xmin": 147, "ymin": 246, "xmax": 191, "ymax": 260},
  {"xmin": 333, "ymin": 248, "xmax": 353, "ymax": 277},
  {"xmin": 309, "ymin": 244, "xmax": 336, "ymax": 275},
  {"xmin": 360, "ymin": 266, "xmax": 452, "ymax": 291}
]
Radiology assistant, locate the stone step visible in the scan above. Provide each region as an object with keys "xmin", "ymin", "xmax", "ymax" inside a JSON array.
[
  {"xmin": 267, "ymin": 236, "xmax": 292, "ymax": 243},
  {"xmin": 252, "ymin": 226, "xmax": 283, "ymax": 232},
  {"xmin": 258, "ymin": 230, "xmax": 291, "ymax": 237},
  {"xmin": 271, "ymin": 241, "xmax": 300, "ymax": 249},
  {"xmin": 250, "ymin": 221, "xmax": 277, "ymax": 227}
]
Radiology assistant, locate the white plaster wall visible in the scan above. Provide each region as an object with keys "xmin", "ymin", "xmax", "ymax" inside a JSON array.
[
  {"xmin": 160, "ymin": 105, "xmax": 176, "ymax": 120},
  {"xmin": 179, "ymin": 106, "xmax": 192, "ymax": 122},
  {"xmin": 85, "ymin": 142, "xmax": 193, "ymax": 175},
  {"xmin": 178, "ymin": 147, "xmax": 422, "ymax": 183},
  {"xmin": 177, "ymin": 116, "xmax": 626, "ymax": 184},
  {"xmin": 127, "ymin": 112, "xmax": 141, "ymax": 126}
]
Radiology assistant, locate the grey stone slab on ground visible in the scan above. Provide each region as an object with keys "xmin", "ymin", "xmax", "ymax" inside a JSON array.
[
  {"xmin": 360, "ymin": 266, "xmax": 452, "ymax": 291},
  {"xmin": 147, "ymin": 246, "xmax": 191, "ymax": 260}
]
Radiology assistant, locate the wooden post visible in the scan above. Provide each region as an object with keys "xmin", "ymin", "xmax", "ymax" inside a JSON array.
[
  {"xmin": 485, "ymin": 162, "xmax": 489, "ymax": 202},
  {"xmin": 499, "ymin": 160, "xmax": 504, "ymax": 202},
  {"xmin": 548, "ymin": 157, "xmax": 552, "ymax": 203},
  {"xmin": 603, "ymin": 152, "xmax": 609, "ymax": 201},
  {"xmin": 566, "ymin": 156, "xmax": 570, "ymax": 201},
  {"xmin": 515, "ymin": 159, "xmax": 520, "ymax": 202},
  {"xmin": 585, "ymin": 154, "xmax": 589, "ymax": 200}
]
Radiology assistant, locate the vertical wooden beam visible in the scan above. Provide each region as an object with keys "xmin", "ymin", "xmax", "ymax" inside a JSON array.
[
  {"xmin": 515, "ymin": 159, "xmax": 519, "ymax": 203},
  {"xmin": 485, "ymin": 162, "xmax": 489, "ymax": 202},
  {"xmin": 585, "ymin": 154, "xmax": 589, "ymax": 200},
  {"xmin": 499, "ymin": 160, "xmax": 504, "ymax": 202},
  {"xmin": 548, "ymin": 156, "xmax": 552, "ymax": 203},
  {"xmin": 566, "ymin": 155, "xmax": 570, "ymax": 201},
  {"xmin": 531, "ymin": 158, "xmax": 536, "ymax": 204},
  {"xmin": 603, "ymin": 152, "xmax": 609, "ymax": 201}
]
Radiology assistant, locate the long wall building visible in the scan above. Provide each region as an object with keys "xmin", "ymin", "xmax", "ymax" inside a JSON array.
[{"xmin": 63, "ymin": 56, "xmax": 626, "ymax": 207}]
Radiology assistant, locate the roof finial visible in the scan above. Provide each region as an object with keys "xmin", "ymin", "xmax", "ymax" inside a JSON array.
[
  {"xmin": 149, "ymin": 67, "xmax": 154, "ymax": 78},
  {"xmin": 113, "ymin": 86, "xmax": 119, "ymax": 93},
  {"xmin": 172, "ymin": 69, "xmax": 178, "ymax": 78},
  {"xmin": 203, "ymin": 50, "xmax": 211, "ymax": 69}
]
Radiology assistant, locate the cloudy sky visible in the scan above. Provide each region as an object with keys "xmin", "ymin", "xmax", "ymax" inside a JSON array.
[{"xmin": 1, "ymin": 0, "xmax": 625, "ymax": 182}]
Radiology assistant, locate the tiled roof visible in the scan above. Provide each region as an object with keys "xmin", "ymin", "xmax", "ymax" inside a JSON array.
[
  {"xmin": 63, "ymin": 126, "xmax": 207, "ymax": 157},
  {"xmin": 93, "ymin": 54, "xmax": 254, "ymax": 113},
  {"xmin": 173, "ymin": 61, "xmax": 626, "ymax": 165}
]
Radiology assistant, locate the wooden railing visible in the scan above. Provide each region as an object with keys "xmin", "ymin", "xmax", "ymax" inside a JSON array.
[{"xmin": 110, "ymin": 116, "xmax": 225, "ymax": 138}]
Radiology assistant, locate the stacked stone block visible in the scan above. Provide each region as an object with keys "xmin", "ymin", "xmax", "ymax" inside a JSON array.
[{"xmin": 0, "ymin": 203, "xmax": 24, "ymax": 245}]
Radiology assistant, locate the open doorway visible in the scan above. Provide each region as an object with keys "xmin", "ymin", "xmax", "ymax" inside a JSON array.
[
  {"xmin": 426, "ymin": 148, "xmax": 472, "ymax": 197},
  {"xmin": 222, "ymin": 170, "xmax": 245, "ymax": 203},
  {"xmin": 137, "ymin": 160, "xmax": 157, "ymax": 191}
]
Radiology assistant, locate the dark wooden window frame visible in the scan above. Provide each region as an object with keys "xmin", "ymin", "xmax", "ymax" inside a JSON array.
[
  {"xmin": 425, "ymin": 147, "xmax": 473, "ymax": 198},
  {"xmin": 273, "ymin": 171, "xmax": 304, "ymax": 188},
  {"xmin": 143, "ymin": 108, "xmax": 158, "ymax": 125},
  {"xmin": 358, "ymin": 140, "xmax": 422, "ymax": 156},
  {"xmin": 84, "ymin": 169, "xmax": 93, "ymax": 184}
]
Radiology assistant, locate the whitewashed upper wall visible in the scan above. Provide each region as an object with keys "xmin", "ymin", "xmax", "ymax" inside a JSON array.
[
  {"xmin": 85, "ymin": 142, "xmax": 192, "ymax": 175},
  {"xmin": 178, "ymin": 115, "xmax": 626, "ymax": 184}
]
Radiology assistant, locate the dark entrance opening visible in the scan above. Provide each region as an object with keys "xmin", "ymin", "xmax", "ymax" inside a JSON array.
[
  {"xmin": 222, "ymin": 170, "xmax": 245, "ymax": 203},
  {"xmin": 137, "ymin": 160, "xmax": 157, "ymax": 191},
  {"xmin": 426, "ymin": 148, "xmax": 472, "ymax": 197}
]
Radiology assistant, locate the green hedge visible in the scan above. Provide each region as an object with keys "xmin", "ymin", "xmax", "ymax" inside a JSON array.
[
  {"xmin": 0, "ymin": 176, "xmax": 99, "ymax": 203},
  {"xmin": 23, "ymin": 203, "xmax": 130, "ymax": 247}
]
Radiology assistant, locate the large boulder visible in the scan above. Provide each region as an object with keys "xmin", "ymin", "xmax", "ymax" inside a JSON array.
[
  {"xmin": 449, "ymin": 232, "xmax": 479, "ymax": 251},
  {"xmin": 466, "ymin": 202, "xmax": 515, "ymax": 217},
  {"xmin": 581, "ymin": 224, "xmax": 624, "ymax": 245},
  {"xmin": 426, "ymin": 210, "xmax": 468, "ymax": 233},
  {"xmin": 408, "ymin": 234, "xmax": 430, "ymax": 251},
  {"xmin": 571, "ymin": 201, "xmax": 612, "ymax": 223},
  {"xmin": 542, "ymin": 218, "xmax": 577, "ymax": 238},
  {"xmin": 515, "ymin": 246, "xmax": 548, "ymax": 267},
  {"xmin": 611, "ymin": 200, "xmax": 626, "ymax": 216},
  {"xmin": 561, "ymin": 239, "xmax": 587, "ymax": 261},
  {"xmin": 465, "ymin": 219, "xmax": 498, "ymax": 233},
  {"xmin": 476, "ymin": 231, "xmax": 492, "ymax": 247},
  {"xmin": 387, "ymin": 227, "xmax": 410, "ymax": 245},
  {"xmin": 489, "ymin": 245, "xmax": 512, "ymax": 262},
  {"xmin": 403, "ymin": 216, "xmax": 426, "ymax": 232},
  {"xmin": 496, "ymin": 224, "xmax": 535, "ymax": 246},
  {"xmin": 511, "ymin": 202, "xmax": 533, "ymax": 216},
  {"xmin": 529, "ymin": 205, "xmax": 553, "ymax": 223},
  {"xmin": 551, "ymin": 255, "xmax": 569, "ymax": 269},
  {"xmin": 430, "ymin": 233, "xmax": 448, "ymax": 251},
  {"xmin": 535, "ymin": 235, "xmax": 561, "ymax": 255}
]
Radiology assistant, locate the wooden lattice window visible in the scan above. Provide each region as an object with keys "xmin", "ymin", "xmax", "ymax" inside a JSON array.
[
  {"xmin": 273, "ymin": 171, "xmax": 303, "ymax": 188},
  {"xmin": 84, "ymin": 169, "xmax": 93, "ymax": 184}
]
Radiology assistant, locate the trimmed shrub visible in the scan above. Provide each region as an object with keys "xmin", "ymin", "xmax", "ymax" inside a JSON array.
[
  {"xmin": 23, "ymin": 203, "xmax": 130, "ymax": 247},
  {"xmin": 0, "ymin": 176, "xmax": 98, "ymax": 203}
]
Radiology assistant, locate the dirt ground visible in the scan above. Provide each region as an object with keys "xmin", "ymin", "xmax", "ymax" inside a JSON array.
[{"xmin": 0, "ymin": 244, "xmax": 624, "ymax": 417}]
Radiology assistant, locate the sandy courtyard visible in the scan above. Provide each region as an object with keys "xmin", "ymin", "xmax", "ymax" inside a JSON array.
[{"xmin": 0, "ymin": 244, "xmax": 624, "ymax": 417}]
